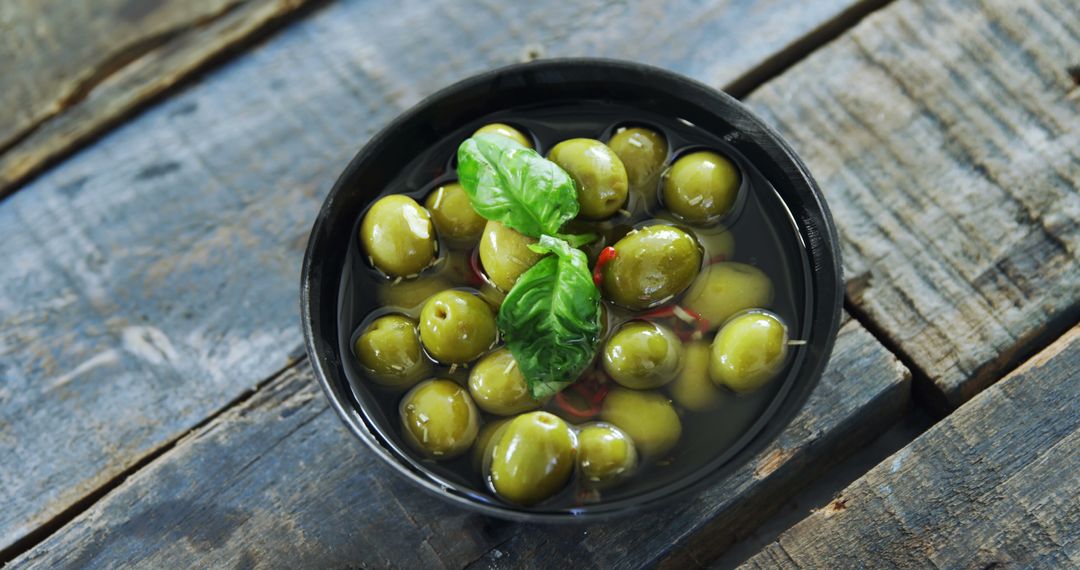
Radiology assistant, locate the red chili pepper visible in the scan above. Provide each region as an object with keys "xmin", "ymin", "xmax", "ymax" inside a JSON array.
[
  {"xmin": 641, "ymin": 305, "xmax": 677, "ymax": 319},
  {"xmin": 555, "ymin": 392, "xmax": 599, "ymax": 418},
  {"xmin": 658, "ymin": 305, "xmax": 711, "ymax": 342},
  {"xmin": 554, "ymin": 369, "xmax": 610, "ymax": 419},
  {"xmin": 467, "ymin": 247, "xmax": 485, "ymax": 286},
  {"xmin": 592, "ymin": 247, "xmax": 617, "ymax": 287}
]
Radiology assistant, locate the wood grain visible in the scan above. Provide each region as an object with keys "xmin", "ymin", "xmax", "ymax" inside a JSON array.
[
  {"xmin": 0, "ymin": 0, "xmax": 881, "ymax": 554},
  {"xmin": 9, "ymin": 318, "xmax": 910, "ymax": 568},
  {"xmin": 0, "ymin": 0, "xmax": 316, "ymax": 197},
  {"xmin": 743, "ymin": 325, "xmax": 1080, "ymax": 569},
  {"xmin": 748, "ymin": 0, "xmax": 1080, "ymax": 408}
]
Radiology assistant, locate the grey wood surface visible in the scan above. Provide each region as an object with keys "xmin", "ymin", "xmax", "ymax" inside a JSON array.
[
  {"xmin": 0, "ymin": 0, "xmax": 879, "ymax": 554},
  {"xmin": 742, "ymin": 325, "xmax": 1080, "ymax": 569},
  {"xmin": 10, "ymin": 318, "xmax": 911, "ymax": 568},
  {"xmin": 0, "ymin": 0, "xmax": 316, "ymax": 198},
  {"xmin": 749, "ymin": 0, "xmax": 1080, "ymax": 409}
]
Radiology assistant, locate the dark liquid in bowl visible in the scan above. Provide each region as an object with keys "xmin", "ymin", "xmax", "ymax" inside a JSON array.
[{"xmin": 338, "ymin": 100, "xmax": 811, "ymax": 510}]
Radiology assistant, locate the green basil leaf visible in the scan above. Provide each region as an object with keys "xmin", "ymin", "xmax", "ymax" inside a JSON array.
[
  {"xmin": 457, "ymin": 134, "xmax": 579, "ymax": 238},
  {"xmin": 556, "ymin": 232, "xmax": 599, "ymax": 249},
  {"xmin": 498, "ymin": 235, "xmax": 602, "ymax": 398}
]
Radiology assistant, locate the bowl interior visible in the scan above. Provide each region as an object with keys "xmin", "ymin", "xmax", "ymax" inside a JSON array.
[{"xmin": 301, "ymin": 59, "xmax": 843, "ymax": 521}]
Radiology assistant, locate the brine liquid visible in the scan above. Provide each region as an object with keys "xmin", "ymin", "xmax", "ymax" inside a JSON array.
[{"xmin": 338, "ymin": 100, "xmax": 811, "ymax": 510}]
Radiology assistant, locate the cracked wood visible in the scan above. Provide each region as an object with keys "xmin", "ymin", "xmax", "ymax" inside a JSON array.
[
  {"xmin": 0, "ymin": 0, "xmax": 881, "ymax": 553},
  {"xmin": 748, "ymin": 0, "xmax": 1080, "ymax": 408},
  {"xmin": 743, "ymin": 325, "xmax": 1080, "ymax": 568},
  {"xmin": 10, "ymin": 317, "xmax": 910, "ymax": 568},
  {"xmin": 0, "ymin": 0, "xmax": 316, "ymax": 198}
]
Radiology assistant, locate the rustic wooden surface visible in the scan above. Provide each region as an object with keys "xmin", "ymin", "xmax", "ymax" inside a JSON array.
[
  {"xmin": 6, "ymin": 0, "xmax": 1079, "ymax": 565},
  {"xmin": 10, "ymin": 318, "xmax": 911, "ymax": 569},
  {"xmin": 742, "ymin": 325, "xmax": 1080, "ymax": 569},
  {"xmin": 0, "ymin": 0, "xmax": 316, "ymax": 198},
  {"xmin": 0, "ymin": 0, "xmax": 883, "ymax": 555},
  {"xmin": 749, "ymin": 0, "xmax": 1080, "ymax": 409}
]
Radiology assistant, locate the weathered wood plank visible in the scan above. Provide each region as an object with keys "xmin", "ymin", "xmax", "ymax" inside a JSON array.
[
  {"xmin": 748, "ymin": 0, "xmax": 1080, "ymax": 408},
  {"xmin": 0, "ymin": 0, "xmax": 316, "ymax": 197},
  {"xmin": 9, "ymin": 318, "xmax": 910, "ymax": 568},
  {"xmin": 742, "ymin": 325, "xmax": 1080, "ymax": 569},
  {"xmin": 0, "ymin": 0, "xmax": 881, "ymax": 553}
]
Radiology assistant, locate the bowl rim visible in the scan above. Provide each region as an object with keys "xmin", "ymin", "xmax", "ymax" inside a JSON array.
[{"xmin": 300, "ymin": 57, "xmax": 843, "ymax": 522}]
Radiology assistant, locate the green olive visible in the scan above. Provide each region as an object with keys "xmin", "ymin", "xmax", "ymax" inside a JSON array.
[
  {"xmin": 598, "ymin": 303, "xmax": 611, "ymax": 340},
  {"xmin": 607, "ymin": 127, "xmax": 667, "ymax": 209},
  {"xmin": 377, "ymin": 274, "xmax": 451, "ymax": 310},
  {"xmin": 477, "ymin": 282, "xmax": 507, "ymax": 309},
  {"xmin": 472, "ymin": 418, "xmax": 510, "ymax": 472},
  {"xmin": 489, "ymin": 411, "xmax": 577, "ymax": 505},
  {"xmin": 468, "ymin": 348, "xmax": 541, "ymax": 415},
  {"xmin": 662, "ymin": 151, "xmax": 740, "ymax": 224},
  {"xmin": 400, "ymin": 379, "xmax": 480, "ymax": 459},
  {"xmin": 601, "ymin": 224, "xmax": 702, "ymax": 310},
  {"xmin": 360, "ymin": 195, "xmax": 437, "ymax": 277},
  {"xmin": 656, "ymin": 211, "xmax": 737, "ymax": 262},
  {"xmin": 419, "ymin": 290, "xmax": 497, "ymax": 364},
  {"xmin": 479, "ymin": 221, "xmax": 542, "ymax": 291},
  {"xmin": 601, "ymin": 388, "xmax": 681, "ymax": 458},
  {"xmin": 354, "ymin": 315, "xmax": 431, "ymax": 389},
  {"xmin": 425, "ymin": 182, "xmax": 485, "ymax": 244},
  {"xmin": 548, "ymin": 138, "xmax": 629, "ymax": 220},
  {"xmin": 682, "ymin": 262, "xmax": 773, "ymax": 331},
  {"xmin": 670, "ymin": 340, "xmax": 727, "ymax": 411},
  {"xmin": 577, "ymin": 423, "xmax": 638, "ymax": 486},
  {"xmin": 710, "ymin": 311, "xmax": 788, "ymax": 393},
  {"xmin": 696, "ymin": 225, "xmax": 736, "ymax": 262},
  {"xmin": 474, "ymin": 123, "xmax": 533, "ymax": 149},
  {"xmin": 602, "ymin": 321, "xmax": 682, "ymax": 389}
]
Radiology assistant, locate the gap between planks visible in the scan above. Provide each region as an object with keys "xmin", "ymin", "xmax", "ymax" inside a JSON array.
[
  {"xmin": 0, "ymin": 0, "xmax": 895, "ymax": 203},
  {"xmin": 0, "ymin": 0, "xmax": 904, "ymax": 562},
  {"xmin": 706, "ymin": 318, "xmax": 1080, "ymax": 568},
  {"xmin": 0, "ymin": 0, "xmax": 330, "ymax": 202},
  {"xmin": 0, "ymin": 356, "xmax": 303, "ymax": 566}
]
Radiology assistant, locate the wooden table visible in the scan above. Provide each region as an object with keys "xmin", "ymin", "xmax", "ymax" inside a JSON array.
[{"xmin": 1, "ymin": 0, "xmax": 1076, "ymax": 567}]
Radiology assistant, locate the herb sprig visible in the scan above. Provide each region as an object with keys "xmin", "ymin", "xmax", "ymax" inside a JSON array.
[{"xmin": 457, "ymin": 134, "xmax": 602, "ymax": 398}]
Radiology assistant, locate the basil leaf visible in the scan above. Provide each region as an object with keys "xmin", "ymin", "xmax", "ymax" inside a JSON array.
[
  {"xmin": 498, "ymin": 235, "xmax": 602, "ymax": 398},
  {"xmin": 556, "ymin": 232, "xmax": 599, "ymax": 249},
  {"xmin": 457, "ymin": 134, "xmax": 579, "ymax": 238}
]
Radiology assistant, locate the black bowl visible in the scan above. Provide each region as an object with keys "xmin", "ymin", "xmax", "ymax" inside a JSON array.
[{"xmin": 301, "ymin": 59, "xmax": 842, "ymax": 521}]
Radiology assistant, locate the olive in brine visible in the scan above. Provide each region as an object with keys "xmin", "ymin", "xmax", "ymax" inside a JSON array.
[
  {"xmin": 419, "ymin": 290, "xmax": 497, "ymax": 364},
  {"xmin": 354, "ymin": 315, "xmax": 430, "ymax": 389},
  {"xmin": 479, "ymin": 221, "xmax": 543, "ymax": 292},
  {"xmin": 662, "ymin": 151, "xmax": 740, "ymax": 224},
  {"xmin": 682, "ymin": 262, "xmax": 773, "ymax": 332},
  {"xmin": 425, "ymin": 182, "xmax": 485, "ymax": 245},
  {"xmin": 377, "ymin": 274, "xmax": 451, "ymax": 311},
  {"xmin": 577, "ymin": 423, "xmax": 638, "ymax": 487},
  {"xmin": 600, "ymin": 388, "xmax": 681, "ymax": 459},
  {"xmin": 670, "ymin": 340, "xmax": 726, "ymax": 411},
  {"xmin": 607, "ymin": 127, "xmax": 667, "ymax": 208},
  {"xmin": 601, "ymin": 224, "xmax": 702, "ymax": 310},
  {"xmin": 472, "ymin": 418, "xmax": 510, "ymax": 472},
  {"xmin": 360, "ymin": 195, "xmax": 437, "ymax": 277},
  {"xmin": 548, "ymin": 138, "xmax": 629, "ymax": 220},
  {"xmin": 489, "ymin": 412, "xmax": 577, "ymax": 505},
  {"xmin": 400, "ymin": 379, "xmax": 480, "ymax": 459},
  {"xmin": 468, "ymin": 348, "xmax": 541, "ymax": 415},
  {"xmin": 603, "ymin": 321, "xmax": 682, "ymax": 389},
  {"xmin": 474, "ymin": 123, "xmax": 533, "ymax": 149},
  {"xmin": 710, "ymin": 311, "xmax": 789, "ymax": 393}
]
